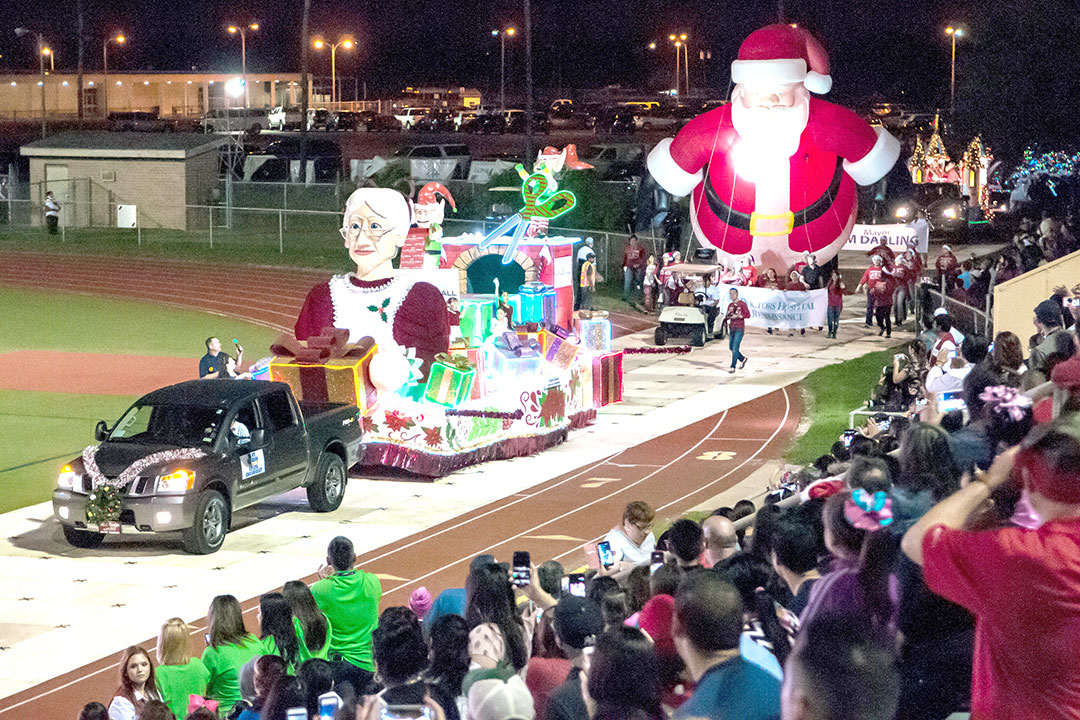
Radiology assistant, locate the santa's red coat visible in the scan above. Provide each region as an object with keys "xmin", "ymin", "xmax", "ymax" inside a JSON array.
[{"xmin": 649, "ymin": 98, "xmax": 899, "ymax": 270}]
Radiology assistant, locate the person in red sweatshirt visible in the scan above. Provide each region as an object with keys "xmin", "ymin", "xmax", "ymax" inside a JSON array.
[{"xmin": 723, "ymin": 288, "xmax": 751, "ymax": 374}]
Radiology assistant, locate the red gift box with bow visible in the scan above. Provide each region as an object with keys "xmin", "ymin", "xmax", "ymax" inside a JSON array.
[{"xmin": 269, "ymin": 328, "xmax": 378, "ymax": 413}]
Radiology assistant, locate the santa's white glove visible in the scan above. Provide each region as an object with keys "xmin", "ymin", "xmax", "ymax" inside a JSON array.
[{"xmin": 369, "ymin": 351, "xmax": 412, "ymax": 392}]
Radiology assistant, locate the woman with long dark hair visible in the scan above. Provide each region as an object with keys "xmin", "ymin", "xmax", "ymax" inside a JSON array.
[
  {"xmin": 259, "ymin": 591, "xmax": 302, "ymax": 671},
  {"xmin": 201, "ymin": 594, "xmax": 261, "ymax": 714},
  {"xmin": 465, "ymin": 562, "xmax": 529, "ymax": 671},
  {"xmin": 424, "ymin": 614, "xmax": 471, "ymax": 720},
  {"xmin": 898, "ymin": 423, "xmax": 962, "ymax": 502},
  {"xmin": 800, "ymin": 490, "xmax": 898, "ymax": 632},
  {"xmin": 107, "ymin": 646, "xmax": 162, "ymax": 720},
  {"xmin": 584, "ymin": 626, "xmax": 663, "ymax": 720},
  {"xmin": 283, "ymin": 580, "xmax": 332, "ymax": 662}
]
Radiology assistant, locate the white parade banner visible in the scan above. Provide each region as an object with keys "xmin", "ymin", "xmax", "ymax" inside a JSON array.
[
  {"xmin": 842, "ymin": 220, "xmax": 929, "ymax": 254},
  {"xmin": 717, "ymin": 284, "xmax": 828, "ymax": 330}
]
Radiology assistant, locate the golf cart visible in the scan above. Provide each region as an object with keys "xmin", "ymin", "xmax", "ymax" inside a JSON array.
[{"xmin": 654, "ymin": 262, "xmax": 724, "ymax": 347}]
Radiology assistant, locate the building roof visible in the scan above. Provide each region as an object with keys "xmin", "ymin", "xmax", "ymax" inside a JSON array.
[{"xmin": 20, "ymin": 131, "xmax": 227, "ymax": 160}]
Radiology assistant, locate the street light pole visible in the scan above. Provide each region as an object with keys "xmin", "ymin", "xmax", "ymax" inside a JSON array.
[
  {"xmin": 945, "ymin": 26, "xmax": 964, "ymax": 117},
  {"xmin": 313, "ymin": 37, "xmax": 353, "ymax": 107},
  {"xmin": 103, "ymin": 34, "xmax": 125, "ymax": 119},
  {"xmin": 492, "ymin": 28, "xmax": 515, "ymax": 114},
  {"xmin": 227, "ymin": 24, "xmax": 258, "ymax": 108},
  {"xmin": 16, "ymin": 28, "xmax": 47, "ymax": 138}
]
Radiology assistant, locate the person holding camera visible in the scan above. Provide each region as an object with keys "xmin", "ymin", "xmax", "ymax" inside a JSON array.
[{"xmin": 200, "ymin": 337, "xmax": 244, "ymax": 379}]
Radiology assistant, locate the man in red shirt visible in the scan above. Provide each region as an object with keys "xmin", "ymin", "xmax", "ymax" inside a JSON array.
[
  {"xmin": 622, "ymin": 235, "xmax": 648, "ymax": 305},
  {"xmin": 723, "ymin": 288, "xmax": 751, "ymax": 374},
  {"xmin": 936, "ymin": 244, "xmax": 959, "ymax": 291},
  {"xmin": 854, "ymin": 255, "xmax": 895, "ymax": 338},
  {"xmin": 901, "ymin": 416, "xmax": 1080, "ymax": 720}
]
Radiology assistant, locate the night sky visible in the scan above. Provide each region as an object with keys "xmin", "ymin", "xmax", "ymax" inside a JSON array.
[{"xmin": 2, "ymin": 0, "xmax": 1077, "ymax": 159}]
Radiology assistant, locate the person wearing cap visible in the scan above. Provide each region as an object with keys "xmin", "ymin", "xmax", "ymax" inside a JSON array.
[
  {"xmin": 854, "ymin": 255, "xmax": 896, "ymax": 338},
  {"xmin": 468, "ymin": 673, "xmax": 536, "ymax": 720},
  {"xmin": 1029, "ymin": 297, "xmax": 1071, "ymax": 377},
  {"xmin": 579, "ymin": 252, "xmax": 601, "ymax": 311},
  {"xmin": 532, "ymin": 595, "xmax": 603, "ymax": 720},
  {"xmin": 575, "ymin": 238, "xmax": 595, "ymax": 310},
  {"xmin": 901, "ymin": 416, "xmax": 1080, "ymax": 719},
  {"xmin": 925, "ymin": 335, "xmax": 988, "ymax": 395},
  {"xmin": 935, "ymin": 245, "xmax": 959, "ymax": 291}
]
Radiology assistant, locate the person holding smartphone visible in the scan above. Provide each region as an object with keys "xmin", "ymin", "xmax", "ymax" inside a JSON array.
[{"xmin": 600, "ymin": 501, "xmax": 657, "ymax": 578}]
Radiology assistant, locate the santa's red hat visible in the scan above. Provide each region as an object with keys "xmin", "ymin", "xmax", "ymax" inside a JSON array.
[
  {"xmin": 417, "ymin": 182, "xmax": 457, "ymax": 211},
  {"xmin": 730, "ymin": 23, "xmax": 832, "ymax": 94}
]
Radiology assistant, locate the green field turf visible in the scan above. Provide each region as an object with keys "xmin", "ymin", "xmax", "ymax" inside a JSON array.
[{"xmin": 0, "ymin": 286, "xmax": 281, "ymax": 514}]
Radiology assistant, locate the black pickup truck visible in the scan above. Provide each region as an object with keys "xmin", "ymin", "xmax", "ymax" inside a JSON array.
[{"xmin": 52, "ymin": 380, "xmax": 363, "ymax": 554}]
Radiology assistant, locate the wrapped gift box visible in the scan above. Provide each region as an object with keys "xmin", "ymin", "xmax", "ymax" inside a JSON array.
[
  {"xmin": 592, "ymin": 351, "xmax": 624, "ymax": 407},
  {"xmin": 458, "ymin": 296, "xmax": 495, "ymax": 345},
  {"xmin": 574, "ymin": 314, "xmax": 612, "ymax": 354},
  {"xmin": 514, "ymin": 322, "xmax": 543, "ymax": 348},
  {"xmin": 270, "ymin": 342, "xmax": 378, "ymax": 413},
  {"xmin": 492, "ymin": 332, "xmax": 542, "ymax": 381},
  {"xmin": 424, "ymin": 356, "xmax": 476, "ymax": 407},
  {"xmin": 518, "ymin": 282, "xmax": 557, "ymax": 325},
  {"xmin": 448, "ymin": 346, "xmax": 487, "ymax": 400},
  {"xmin": 540, "ymin": 328, "xmax": 579, "ymax": 370}
]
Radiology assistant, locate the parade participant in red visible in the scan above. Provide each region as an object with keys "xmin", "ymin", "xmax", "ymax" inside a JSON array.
[
  {"xmin": 936, "ymin": 245, "xmax": 959, "ymax": 291},
  {"xmin": 402, "ymin": 182, "xmax": 456, "ymax": 270},
  {"xmin": 724, "ymin": 288, "xmax": 752, "ymax": 373},
  {"xmin": 892, "ymin": 248, "xmax": 914, "ymax": 327},
  {"xmin": 647, "ymin": 23, "xmax": 900, "ymax": 273},
  {"xmin": 295, "ymin": 187, "xmax": 450, "ymax": 390},
  {"xmin": 867, "ymin": 235, "xmax": 895, "ymax": 267},
  {"xmin": 756, "ymin": 267, "xmax": 783, "ymax": 336},
  {"xmin": 855, "ymin": 255, "xmax": 895, "ymax": 338},
  {"xmin": 826, "ymin": 270, "xmax": 845, "ymax": 338}
]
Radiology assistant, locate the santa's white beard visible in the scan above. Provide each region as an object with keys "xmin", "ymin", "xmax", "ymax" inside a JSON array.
[{"xmin": 731, "ymin": 89, "xmax": 810, "ymax": 159}]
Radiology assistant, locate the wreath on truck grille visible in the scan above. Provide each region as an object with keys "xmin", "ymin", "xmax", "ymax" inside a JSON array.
[{"xmin": 80, "ymin": 445, "xmax": 207, "ymax": 524}]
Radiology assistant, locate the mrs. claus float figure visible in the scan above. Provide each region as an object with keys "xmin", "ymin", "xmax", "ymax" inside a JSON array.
[
  {"xmin": 647, "ymin": 23, "xmax": 901, "ymax": 272},
  {"xmin": 295, "ymin": 187, "xmax": 450, "ymax": 391}
]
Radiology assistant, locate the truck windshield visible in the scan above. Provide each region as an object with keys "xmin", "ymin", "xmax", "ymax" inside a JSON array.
[{"xmin": 108, "ymin": 403, "xmax": 226, "ymax": 446}]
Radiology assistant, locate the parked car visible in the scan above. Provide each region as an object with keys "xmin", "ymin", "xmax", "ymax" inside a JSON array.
[
  {"xmin": 548, "ymin": 105, "xmax": 594, "ymax": 131},
  {"xmin": 108, "ymin": 111, "xmax": 176, "ymax": 132},
  {"xmin": 505, "ymin": 111, "xmax": 550, "ymax": 135},
  {"xmin": 267, "ymin": 105, "xmax": 304, "ymax": 131},
  {"xmin": 52, "ymin": 379, "xmax": 363, "ymax": 554},
  {"xmin": 331, "ymin": 110, "xmax": 363, "ymax": 131},
  {"xmin": 394, "ymin": 107, "xmax": 432, "ymax": 130},
  {"xmin": 412, "ymin": 112, "xmax": 457, "ymax": 133},
  {"xmin": 461, "ymin": 113, "xmax": 506, "ymax": 134},
  {"xmin": 307, "ymin": 108, "xmax": 333, "ymax": 131},
  {"xmin": 200, "ymin": 107, "xmax": 266, "ymax": 134},
  {"xmin": 363, "ymin": 112, "xmax": 403, "ymax": 133},
  {"xmin": 392, "ymin": 143, "xmax": 472, "ymax": 179},
  {"xmin": 633, "ymin": 108, "xmax": 681, "ymax": 132}
]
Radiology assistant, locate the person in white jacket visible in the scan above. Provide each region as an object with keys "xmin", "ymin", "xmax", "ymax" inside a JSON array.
[{"xmin": 108, "ymin": 646, "xmax": 162, "ymax": 720}]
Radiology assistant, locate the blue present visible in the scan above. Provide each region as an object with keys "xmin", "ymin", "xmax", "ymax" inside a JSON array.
[{"xmin": 518, "ymin": 282, "xmax": 556, "ymax": 325}]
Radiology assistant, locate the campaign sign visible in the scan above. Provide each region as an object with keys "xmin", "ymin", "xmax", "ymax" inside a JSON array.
[
  {"xmin": 241, "ymin": 449, "xmax": 266, "ymax": 480},
  {"xmin": 842, "ymin": 221, "xmax": 929, "ymax": 254}
]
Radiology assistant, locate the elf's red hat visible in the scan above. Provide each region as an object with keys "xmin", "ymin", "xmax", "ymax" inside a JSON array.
[
  {"xmin": 416, "ymin": 182, "xmax": 456, "ymax": 211},
  {"xmin": 731, "ymin": 23, "xmax": 832, "ymax": 94}
]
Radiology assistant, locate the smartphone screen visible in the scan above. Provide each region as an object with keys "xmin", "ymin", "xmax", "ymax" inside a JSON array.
[
  {"xmin": 650, "ymin": 550, "xmax": 665, "ymax": 575},
  {"xmin": 512, "ymin": 551, "xmax": 531, "ymax": 588},
  {"xmin": 568, "ymin": 572, "xmax": 587, "ymax": 597},
  {"xmin": 842, "ymin": 429, "xmax": 857, "ymax": 448},
  {"xmin": 381, "ymin": 707, "xmax": 432, "ymax": 720},
  {"xmin": 1063, "ymin": 297, "xmax": 1080, "ymax": 307},
  {"xmin": 204, "ymin": 633, "xmax": 211, "ymax": 645},
  {"xmin": 877, "ymin": 417, "xmax": 892, "ymax": 431},
  {"xmin": 937, "ymin": 390, "xmax": 967, "ymax": 414},
  {"xmin": 319, "ymin": 696, "xmax": 340, "ymax": 719},
  {"xmin": 286, "ymin": 709, "xmax": 309, "ymax": 720},
  {"xmin": 596, "ymin": 541, "xmax": 614, "ymax": 568}
]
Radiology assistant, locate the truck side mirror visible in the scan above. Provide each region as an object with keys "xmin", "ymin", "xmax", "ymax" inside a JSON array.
[
  {"xmin": 94, "ymin": 421, "xmax": 109, "ymax": 442},
  {"xmin": 248, "ymin": 428, "xmax": 266, "ymax": 449}
]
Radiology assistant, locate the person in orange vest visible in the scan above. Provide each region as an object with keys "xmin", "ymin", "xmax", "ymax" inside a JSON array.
[{"xmin": 580, "ymin": 252, "xmax": 602, "ymax": 310}]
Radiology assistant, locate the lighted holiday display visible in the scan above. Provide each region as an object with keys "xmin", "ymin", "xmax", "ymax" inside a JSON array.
[{"xmin": 481, "ymin": 172, "xmax": 577, "ymax": 264}]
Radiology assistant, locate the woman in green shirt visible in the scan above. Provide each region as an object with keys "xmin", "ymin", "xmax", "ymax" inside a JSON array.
[
  {"xmin": 201, "ymin": 594, "xmax": 261, "ymax": 715},
  {"xmin": 284, "ymin": 580, "xmax": 333, "ymax": 662},
  {"xmin": 155, "ymin": 618, "xmax": 210, "ymax": 720},
  {"xmin": 258, "ymin": 592, "xmax": 301, "ymax": 672}
]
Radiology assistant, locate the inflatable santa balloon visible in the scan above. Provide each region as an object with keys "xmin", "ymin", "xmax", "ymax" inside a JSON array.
[
  {"xmin": 295, "ymin": 187, "xmax": 450, "ymax": 390},
  {"xmin": 647, "ymin": 23, "xmax": 901, "ymax": 271}
]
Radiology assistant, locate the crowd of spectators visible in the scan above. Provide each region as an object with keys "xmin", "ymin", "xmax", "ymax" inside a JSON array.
[{"xmin": 77, "ymin": 284, "xmax": 1080, "ymax": 720}]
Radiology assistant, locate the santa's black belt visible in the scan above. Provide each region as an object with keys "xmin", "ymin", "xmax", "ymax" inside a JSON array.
[{"xmin": 701, "ymin": 157, "xmax": 845, "ymax": 234}]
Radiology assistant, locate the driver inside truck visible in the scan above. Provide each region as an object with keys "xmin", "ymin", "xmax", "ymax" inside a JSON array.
[{"xmin": 230, "ymin": 403, "xmax": 256, "ymax": 448}]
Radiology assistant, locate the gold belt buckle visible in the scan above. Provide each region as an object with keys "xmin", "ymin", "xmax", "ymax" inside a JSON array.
[{"xmin": 749, "ymin": 211, "xmax": 795, "ymax": 236}]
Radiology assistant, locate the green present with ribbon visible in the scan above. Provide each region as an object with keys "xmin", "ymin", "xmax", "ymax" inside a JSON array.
[
  {"xmin": 424, "ymin": 352, "xmax": 476, "ymax": 407},
  {"xmin": 459, "ymin": 295, "xmax": 496, "ymax": 345},
  {"xmin": 449, "ymin": 345, "xmax": 487, "ymax": 399}
]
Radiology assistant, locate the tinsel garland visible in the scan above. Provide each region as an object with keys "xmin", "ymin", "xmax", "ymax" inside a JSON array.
[
  {"xmin": 81, "ymin": 444, "xmax": 208, "ymax": 524},
  {"xmin": 623, "ymin": 346, "xmax": 692, "ymax": 354},
  {"xmin": 444, "ymin": 409, "xmax": 525, "ymax": 420}
]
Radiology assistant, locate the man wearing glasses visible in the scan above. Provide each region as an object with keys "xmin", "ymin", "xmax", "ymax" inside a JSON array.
[
  {"xmin": 295, "ymin": 187, "xmax": 450, "ymax": 390},
  {"xmin": 601, "ymin": 500, "xmax": 657, "ymax": 576}
]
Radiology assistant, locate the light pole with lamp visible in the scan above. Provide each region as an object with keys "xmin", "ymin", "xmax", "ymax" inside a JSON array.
[
  {"xmin": 102, "ymin": 33, "xmax": 125, "ymax": 119},
  {"xmin": 42, "ymin": 46, "xmax": 55, "ymax": 72},
  {"xmin": 945, "ymin": 25, "xmax": 965, "ymax": 117},
  {"xmin": 668, "ymin": 33, "xmax": 689, "ymax": 96},
  {"xmin": 491, "ymin": 27, "xmax": 515, "ymax": 114},
  {"xmin": 15, "ymin": 28, "xmax": 47, "ymax": 138},
  {"xmin": 227, "ymin": 23, "xmax": 259, "ymax": 108},
  {"xmin": 312, "ymin": 36, "xmax": 354, "ymax": 106}
]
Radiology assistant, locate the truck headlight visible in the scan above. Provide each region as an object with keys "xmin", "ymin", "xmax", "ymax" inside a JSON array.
[
  {"xmin": 894, "ymin": 206, "xmax": 911, "ymax": 219},
  {"xmin": 57, "ymin": 464, "xmax": 80, "ymax": 490},
  {"xmin": 943, "ymin": 207, "xmax": 958, "ymax": 219},
  {"xmin": 157, "ymin": 469, "xmax": 195, "ymax": 493}
]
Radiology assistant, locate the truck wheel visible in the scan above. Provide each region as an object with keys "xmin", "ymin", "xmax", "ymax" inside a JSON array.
[
  {"xmin": 307, "ymin": 452, "xmax": 346, "ymax": 512},
  {"xmin": 691, "ymin": 326, "xmax": 706, "ymax": 347},
  {"xmin": 654, "ymin": 326, "xmax": 667, "ymax": 346},
  {"xmin": 182, "ymin": 490, "xmax": 229, "ymax": 554},
  {"xmin": 62, "ymin": 524, "xmax": 105, "ymax": 549}
]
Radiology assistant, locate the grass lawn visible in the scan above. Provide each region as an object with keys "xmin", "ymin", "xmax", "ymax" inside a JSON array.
[
  {"xmin": 785, "ymin": 348, "xmax": 899, "ymax": 465},
  {"xmin": 0, "ymin": 286, "xmax": 282, "ymax": 514}
]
